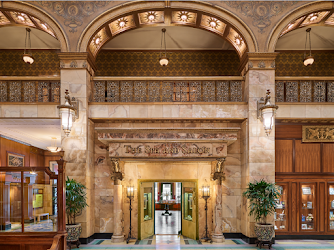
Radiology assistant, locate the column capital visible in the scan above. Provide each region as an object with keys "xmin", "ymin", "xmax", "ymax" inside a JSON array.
[
  {"xmin": 57, "ymin": 52, "xmax": 97, "ymax": 76},
  {"xmin": 240, "ymin": 52, "xmax": 279, "ymax": 75}
]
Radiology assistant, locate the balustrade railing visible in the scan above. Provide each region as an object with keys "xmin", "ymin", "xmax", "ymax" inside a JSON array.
[
  {"xmin": 275, "ymin": 80, "xmax": 334, "ymax": 103},
  {"xmin": 0, "ymin": 81, "xmax": 60, "ymax": 103},
  {"xmin": 93, "ymin": 80, "xmax": 243, "ymax": 103}
]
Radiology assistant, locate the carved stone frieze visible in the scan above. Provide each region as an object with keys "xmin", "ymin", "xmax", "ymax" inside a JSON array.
[{"xmin": 303, "ymin": 126, "xmax": 334, "ymax": 142}]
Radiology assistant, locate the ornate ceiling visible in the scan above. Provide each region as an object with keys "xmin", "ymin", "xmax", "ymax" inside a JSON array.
[{"xmin": 88, "ymin": 9, "xmax": 247, "ymax": 58}]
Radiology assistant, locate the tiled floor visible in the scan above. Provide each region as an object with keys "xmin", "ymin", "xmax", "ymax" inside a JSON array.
[
  {"xmin": 77, "ymin": 236, "xmax": 334, "ymax": 250},
  {"xmin": 155, "ymin": 210, "xmax": 181, "ymax": 235}
]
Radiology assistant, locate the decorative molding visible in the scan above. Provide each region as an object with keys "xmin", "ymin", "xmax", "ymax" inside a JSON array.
[
  {"xmin": 302, "ymin": 125, "xmax": 334, "ymax": 142},
  {"xmin": 224, "ymin": 1, "xmax": 297, "ymax": 33},
  {"xmin": 38, "ymin": 1, "xmax": 109, "ymax": 33},
  {"xmin": 92, "ymin": 118, "xmax": 246, "ymax": 123}
]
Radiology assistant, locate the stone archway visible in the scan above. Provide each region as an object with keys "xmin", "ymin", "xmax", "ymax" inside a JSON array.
[
  {"xmin": 266, "ymin": 1, "xmax": 333, "ymax": 52},
  {"xmin": 78, "ymin": 0, "xmax": 258, "ymax": 56},
  {"xmin": 1, "ymin": 1, "xmax": 69, "ymax": 52}
]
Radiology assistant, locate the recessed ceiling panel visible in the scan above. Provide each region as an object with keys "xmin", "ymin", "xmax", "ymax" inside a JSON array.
[{"xmin": 102, "ymin": 26, "xmax": 234, "ymax": 50}]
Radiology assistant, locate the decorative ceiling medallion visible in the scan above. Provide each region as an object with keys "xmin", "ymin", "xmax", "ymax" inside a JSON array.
[
  {"xmin": 172, "ymin": 11, "xmax": 197, "ymax": 24},
  {"xmin": 31, "ymin": 17, "xmax": 56, "ymax": 37},
  {"xmin": 200, "ymin": 15, "xmax": 226, "ymax": 36},
  {"xmin": 324, "ymin": 13, "xmax": 334, "ymax": 26},
  {"xmin": 300, "ymin": 11, "xmax": 330, "ymax": 26},
  {"xmin": 280, "ymin": 16, "xmax": 304, "ymax": 37},
  {"xmin": 89, "ymin": 27, "xmax": 109, "ymax": 56},
  {"xmin": 9, "ymin": 11, "xmax": 35, "ymax": 27},
  {"xmin": 138, "ymin": 11, "xmax": 164, "ymax": 24},
  {"xmin": 109, "ymin": 15, "xmax": 136, "ymax": 36},
  {"xmin": 226, "ymin": 28, "xmax": 246, "ymax": 56},
  {"xmin": 0, "ymin": 11, "xmax": 10, "ymax": 25}
]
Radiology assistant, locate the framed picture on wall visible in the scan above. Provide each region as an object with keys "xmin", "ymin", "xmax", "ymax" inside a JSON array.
[
  {"xmin": 50, "ymin": 161, "xmax": 58, "ymax": 174},
  {"xmin": 7, "ymin": 152, "xmax": 24, "ymax": 167},
  {"xmin": 302, "ymin": 187, "xmax": 312, "ymax": 195},
  {"xmin": 301, "ymin": 224, "xmax": 307, "ymax": 230}
]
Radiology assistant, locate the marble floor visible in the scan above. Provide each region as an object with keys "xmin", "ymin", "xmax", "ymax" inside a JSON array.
[
  {"xmin": 78, "ymin": 236, "xmax": 334, "ymax": 250},
  {"xmin": 155, "ymin": 210, "xmax": 181, "ymax": 235}
]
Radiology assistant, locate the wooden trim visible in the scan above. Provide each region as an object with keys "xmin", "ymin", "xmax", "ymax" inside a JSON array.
[
  {"xmin": 0, "ymin": 102, "xmax": 59, "ymax": 105},
  {"xmin": 277, "ymin": 102, "xmax": 334, "ymax": 105},
  {"xmin": 21, "ymin": 171, "xmax": 24, "ymax": 233},
  {"xmin": 276, "ymin": 77, "xmax": 334, "ymax": 81},
  {"xmin": 0, "ymin": 76, "xmax": 60, "ymax": 81},
  {"xmin": 89, "ymin": 101, "xmax": 248, "ymax": 105},
  {"xmin": 321, "ymin": 143, "xmax": 324, "ymax": 173},
  {"xmin": 292, "ymin": 139, "xmax": 295, "ymax": 173},
  {"xmin": 93, "ymin": 76, "xmax": 244, "ymax": 81}
]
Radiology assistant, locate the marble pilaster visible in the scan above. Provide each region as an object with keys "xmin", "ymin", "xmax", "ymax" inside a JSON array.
[
  {"xmin": 241, "ymin": 53, "xmax": 277, "ymax": 238},
  {"xmin": 112, "ymin": 180, "xmax": 124, "ymax": 243},
  {"xmin": 59, "ymin": 52, "xmax": 95, "ymax": 238},
  {"xmin": 211, "ymin": 181, "xmax": 224, "ymax": 242}
]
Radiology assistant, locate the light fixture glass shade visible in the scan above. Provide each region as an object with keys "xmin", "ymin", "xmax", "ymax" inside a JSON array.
[
  {"xmin": 202, "ymin": 185, "xmax": 210, "ymax": 198},
  {"xmin": 59, "ymin": 107, "xmax": 75, "ymax": 136},
  {"xmin": 159, "ymin": 56, "xmax": 169, "ymax": 66},
  {"xmin": 261, "ymin": 107, "xmax": 275, "ymax": 136},
  {"xmin": 303, "ymin": 55, "xmax": 314, "ymax": 66},
  {"xmin": 127, "ymin": 186, "xmax": 134, "ymax": 198},
  {"xmin": 46, "ymin": 137, "xmax": 61, "ymax": 153},
  {"xmin": 23, "ymin": 54, "xmax": 34, "ymax": 64}
]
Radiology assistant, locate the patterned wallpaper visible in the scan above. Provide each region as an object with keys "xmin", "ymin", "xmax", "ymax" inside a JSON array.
[
  {"xmin": 0, "ymin": 50, "xmax": 60, "ymax": 76},
  {"xmin": 275, "ymin": 51, "xmax": 334, "ymax": 76},
  {"xmin": 0, "ymin": 50, "xmax": 333, "ymax": 76},
  {"xmin": 95, "ymin": 50, "xmax": 240, "ymax": 76}
]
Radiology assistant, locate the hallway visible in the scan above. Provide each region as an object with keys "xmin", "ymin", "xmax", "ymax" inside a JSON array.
[{"xmin": 155, "ymin": 210, "xmax": 181, "ymax": 235}]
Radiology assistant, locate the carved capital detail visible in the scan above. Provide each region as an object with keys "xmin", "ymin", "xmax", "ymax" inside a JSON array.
[
  {"xmin": 212, "ymin": 157, "xmax": 226, "ymax": 185},
  {"xmin": 111, "ymin": 158, "xmax": 124, "ymax": 181}
]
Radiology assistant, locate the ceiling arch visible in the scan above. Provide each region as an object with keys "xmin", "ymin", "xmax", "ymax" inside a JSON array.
[
  {"xmin": 267, "ymin": 1, "xmax": 334, "ymax": 52},
  {"xmin": 0, "ymin": 1, "xmax": 69, "ymax": 52},
  {"xmin": 78, "ymin": 1, "xmax": 257, "ymax": 57}
]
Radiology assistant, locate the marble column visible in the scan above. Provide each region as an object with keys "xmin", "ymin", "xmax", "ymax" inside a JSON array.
[
  {"xmin": 241, "ymin": 53, "xmax": 278, "ymax": 239},
  {"xmin": 58, "ymin": 53, "xmax": 96, "ymax": 238},
  {"xmin": 112, "ymin": 179, "xmax": 124, "ymax": 242},
  {"xmin": 211, "ymin": 180, "xmax": 224, "ymax": 243}
]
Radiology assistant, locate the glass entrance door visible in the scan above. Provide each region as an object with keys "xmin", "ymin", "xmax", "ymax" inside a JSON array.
[
  {"xmin": 181, "ymin": 182, "xmax": 197, "ymax": 240},
  {"xmin": 140, "ymin": 182, "xmax": 155, "ymax": 240}
]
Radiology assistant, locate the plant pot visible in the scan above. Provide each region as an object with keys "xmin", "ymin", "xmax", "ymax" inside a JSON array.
[
  {"xmin": 254, "ymin": 223, "xmax": 274, "ymax": 241},
  {"xmin": 66, "ymin": 223, "xmax": 82, "ymax": 244}
]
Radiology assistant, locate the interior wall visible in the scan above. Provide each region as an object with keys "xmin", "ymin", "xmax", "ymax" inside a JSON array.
[{"xmin": 93, "ymin": 121, "xmax": 242, "ymax": 236}]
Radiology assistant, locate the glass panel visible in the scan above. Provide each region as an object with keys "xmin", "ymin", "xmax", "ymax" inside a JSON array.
[
  {"xmin": 23, "ymin": 171, "xmax": 57, "ymax": 232},
  {"xmin": 143, "ymin": 187, "xmax": 152, "ymax": 221},
  {"xmin": 183, "ymin": 187, "xmax": 193, "ymax": 221},
  {"xmin": 0, "ymin": 171, "xmax": 22, "ymax": 232},
  {"xmin": 274, "ymin": 184, "xmax": 288, "ymax": 231},
  {"xmin": 300, "ymin": 184, "xmax": 315, "ymax": 231},
  {"xmin": 329, "ymin": 185, "xmax": 334, "ymax": 230}
]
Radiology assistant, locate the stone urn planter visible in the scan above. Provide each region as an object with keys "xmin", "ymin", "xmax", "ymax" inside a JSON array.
[
  {"xmin": 66, "ymin": 224, "xmax": 82, "ymax": 249},
  {"xmin": 254, "ymin": 223, "xmax": 274, "ymax": 241}
]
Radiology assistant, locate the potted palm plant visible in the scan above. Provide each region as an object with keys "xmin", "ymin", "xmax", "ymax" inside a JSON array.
[
  {"xmin": 66, "ymin": 177, "xmax": 88, "ymax": 249},
  {"xmin": 243, "ymin": 179, "xmax": 281, "ymax": 248}
]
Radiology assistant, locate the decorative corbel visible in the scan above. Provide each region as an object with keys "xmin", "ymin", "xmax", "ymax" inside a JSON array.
[
  {"xmin": 212, "ymin": 157, "xmax": 226, "ymax": 185},
  {"xmin": 111, "ymin": 158, "xmax": 123, "ymax": 181}
]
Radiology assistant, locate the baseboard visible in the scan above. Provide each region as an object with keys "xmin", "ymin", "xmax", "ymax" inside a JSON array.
[
  {"xmin": 223, "ymin": 233, "xmax": 243, "ymax": 239},
  {"xmin": 79, "ymin": 233, "xmax": 113, "ymax": 244},
  {"xmin": 275, "ymin": 235, "xmax": 334, "ymax": 240}
]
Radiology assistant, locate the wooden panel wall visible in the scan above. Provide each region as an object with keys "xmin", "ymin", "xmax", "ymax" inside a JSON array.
[
  {"xmin": 322, "ymin": 144, "xmax": 334, "ymax": 173},
  {"xmin": 0, "ymin": 137, "xmax": 30, "ymax": 167},
  {"xmin": 291, "ymin": 182, "xmax": 298, "ymax": 232},
  {"xmin": 276, "ymin": 125, "xmax": 302, "ymax": 139},
  {"xmin": 295, "ymin": 140, "xmax": 321, "ymax": 172},
  {"xmin": 275, "ymin": 140, "xmax": 293, "ymax": 172},
  {"xmin": 319, "ymin": 182, "xmax": 326, "ymax": 232}
]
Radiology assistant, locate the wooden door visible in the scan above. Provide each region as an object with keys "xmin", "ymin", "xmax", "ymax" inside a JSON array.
[
  {"xmin": 140, "ymin": 182, "xmax": 154, "ymax": 240},
  {"xmin": 181, "ymin": 182, "xmax": 197, "ymax": 240}
]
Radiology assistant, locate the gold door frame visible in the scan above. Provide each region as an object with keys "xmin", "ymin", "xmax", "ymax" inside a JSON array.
[{"xmin": 138, "ymin": 179, "xmax": 199, "ymax": 240}]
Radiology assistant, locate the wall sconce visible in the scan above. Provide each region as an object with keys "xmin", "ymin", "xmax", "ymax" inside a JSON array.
[
  {"xmin": 57, "ymin": 90, "xmax": 79, "ymax": 136},
  {"xmin": 257, "ymin": 90, "xmax": 278, "ymax": 136}
]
